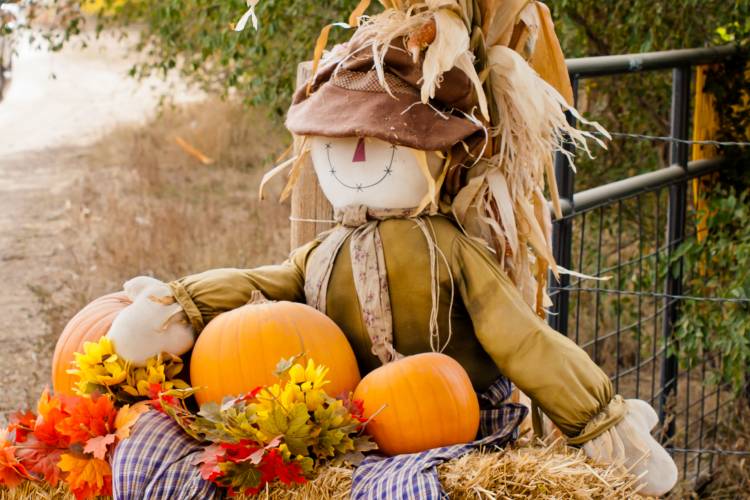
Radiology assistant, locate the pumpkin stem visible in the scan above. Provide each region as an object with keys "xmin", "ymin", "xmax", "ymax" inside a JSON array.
[{"xmin": 247, "ymin": 290, "xmax": 270, "ymax": 305}]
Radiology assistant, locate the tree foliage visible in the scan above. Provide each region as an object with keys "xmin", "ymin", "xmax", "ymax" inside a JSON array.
[{"xmin": 50, "ymin": 0, "xmax": 372, "ymax": 116}]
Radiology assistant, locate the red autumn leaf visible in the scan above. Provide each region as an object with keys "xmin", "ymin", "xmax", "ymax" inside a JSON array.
[
  {"xmin": 0, "ymin": 439, "xmax": 33, "ymax": 488},
  {"xmin": 238, "ymin": 386, "xmax": 263, "ymax": 402},
  {"xmin": 147, "ymin": 383, "xmax": 162, "ymax": 401},
  {"xmin": 15, "ymin": 439, "xmax": 65, "ymax": 486},
  {"xmin": 236, "ymin": 435, "xmax": 281, "ymax": 465},
  {"xmin": 83, "ymin": 434, "xmax": 116, "ymax": 460},
  {"xmin": 194, "ymin": 444, "xmax": 225, "ymax": 482},
  {"xmin": 257, "ymin": 449, "xmax": 305, "ymax": 486},
  {"xmin": 246, "ymin": 447, "xmax": 266, "ymax": 466},
  {"xmin": 220, "ymin": 440, "xmax": 259, "ymax": 462},
  {"xmin": 349, "ymin": 399, "xmax": 368, "ymax": 423},
  {"xmin": 8, "ymin": 411, "xmax": 36, "ymax": 443},
  {"xmin": 149, "ymin": 384, "xmax": 178, "ymax": 413}
]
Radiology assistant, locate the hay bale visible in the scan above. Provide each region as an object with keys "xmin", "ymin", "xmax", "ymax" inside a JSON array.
[
  {"xmin": 0, "ymin": 481, "xmax": 74, "ymax": 500},
  {"xmin": 256, "ymin": 440, "xmax": 646, "ymax": 500},
  {"xmin": 438, "ymin": 442, "xmax": 646, "ymax": 499},
  {"xmin": 1, "ymin": 442, "xmax": 646, "ymax": 499}
]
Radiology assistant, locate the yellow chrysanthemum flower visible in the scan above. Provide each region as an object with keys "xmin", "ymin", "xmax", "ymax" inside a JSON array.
[
  {"xmin": 288, "ymin": 359, "xmax": 330, "ymax": 391},
  {"xmin": 68, "ymin": 337, "xmax": 187, "ymax": 403}
]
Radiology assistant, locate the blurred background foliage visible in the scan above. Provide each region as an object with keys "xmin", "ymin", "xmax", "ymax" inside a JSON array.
[{"xmin": 31, "ymin": 0, "xmax": 748, "ymax": 184}]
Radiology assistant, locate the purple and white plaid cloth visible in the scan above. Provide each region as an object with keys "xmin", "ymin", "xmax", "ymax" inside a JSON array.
[
  {"xmin": 112, "ymin": 376, "xmax": 525, "ymax": 499},
  {"xmin": 351, "ymin": 376, "xmax": 527, "ymax": 499},
  {"xmin": 112, "ymin": 411, "xmax": 223, "ymax": 500}
]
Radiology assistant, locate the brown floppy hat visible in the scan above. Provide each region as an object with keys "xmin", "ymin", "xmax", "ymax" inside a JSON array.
[{"xmin": 285, "ymin": 30, "xmax": 483, "ymax": 152}]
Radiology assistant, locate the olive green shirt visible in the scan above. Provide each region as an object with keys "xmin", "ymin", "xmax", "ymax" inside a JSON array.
[{"xmin": 170, "ymin": 215, "xmax": 614, "ymax": 438}]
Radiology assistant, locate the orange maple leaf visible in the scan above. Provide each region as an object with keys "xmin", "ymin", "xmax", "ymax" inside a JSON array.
[
  {"xmin": 36, "ymin": 388, "xmax": 61, "ymax": 418},
  {"xmin": 33, "ymin": 391, "xmax": 70, "ymax": 448},
  {"xmin": 82, "ymin": 434, "xmax": 116, "ymax": 460},
  {"xmin": 0, "ymin": 439, "xmax": 33, "ymax": 488},
  {"xmin": 56, "ymin": 395, "xmax": 117, "ymax": 444},
  {"xmin": 114, "ymin": 402, "xmax": 150, "ymax": 441},
  {"xmin": 7, "ymin": 410, "xmax": 36, "ymax": 444},
  {"xmin": 58, "ymin": 454, "xmax": 112, "ymax": 500}
]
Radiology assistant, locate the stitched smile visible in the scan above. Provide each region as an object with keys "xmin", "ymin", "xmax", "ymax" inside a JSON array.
[{"xmin": 325, "ymin": 142, "xmax": 396, "ymax": 192}]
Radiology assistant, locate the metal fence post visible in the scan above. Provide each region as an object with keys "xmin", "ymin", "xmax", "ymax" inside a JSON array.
[
  {"xmin": 549, "ymin": 79, "xmax": 579, "ymax": 335},
  {"xmin": 659, "ymin": 66, "xmax": 691, "ymax": 436}
]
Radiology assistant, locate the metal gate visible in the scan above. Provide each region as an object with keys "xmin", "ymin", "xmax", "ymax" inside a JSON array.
[{"xmin": 547, "ymin": 44, "xmax": 749, "ymax": 486}]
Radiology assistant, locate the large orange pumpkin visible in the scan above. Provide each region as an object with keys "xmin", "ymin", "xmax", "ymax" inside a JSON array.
[
  {"xmin": 52, "ymin": 292, "xmax": 132, "ymax": 394},
  {"xmin": 190, "ymin": 293, "xmax": 361, "ymax": 405},
  {"xmin": 353, "ymin": 352, "xmax": 480, "ymax": 455}
]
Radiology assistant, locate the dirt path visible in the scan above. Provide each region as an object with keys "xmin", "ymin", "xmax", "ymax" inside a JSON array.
[
  {"xmin": 0, "ymin": 33, "xmax": 200, "ymax": 420},
  {"xmin": 0, "ymin": 148, "xmax": 82, "ymax": 415}
]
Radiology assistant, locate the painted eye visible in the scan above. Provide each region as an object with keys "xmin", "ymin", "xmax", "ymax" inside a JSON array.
[{"xmin": 352, "ymin": 137, "xmax": 366, "ymax": 163}]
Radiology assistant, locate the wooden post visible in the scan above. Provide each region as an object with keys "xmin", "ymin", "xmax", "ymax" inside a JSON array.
[{"xmin": 290, "ymin": 62, "xmax": 334, "ymax": 250}]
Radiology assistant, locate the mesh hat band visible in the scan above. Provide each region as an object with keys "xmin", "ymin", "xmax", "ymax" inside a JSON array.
[{"xmin": 330, "ymin": 69, "xmax": 417, "ymax": 96}]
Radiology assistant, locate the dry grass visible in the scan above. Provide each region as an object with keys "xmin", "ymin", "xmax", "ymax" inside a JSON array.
[
  {"xmin": 0, "ymin": 98, "xmax": 291, "ymax": 423},
  {"xmin": 1, "ymin": 440, "xmax": 648, "ymax": 499},
  {"xmin": 33, "ymin": 98, "xmax": 292, "ymax": 340}
]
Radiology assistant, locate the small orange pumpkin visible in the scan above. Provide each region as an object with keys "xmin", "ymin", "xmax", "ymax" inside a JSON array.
[
  {"xmin": 52, "ymin": 292, "xmax": 132, "ymax": 394},
  {"xmin": 190, "ymin": 293, "xmax": 361, "ymax": 405},
  {"xmin": 353, "ymin": 352, "xmax": 480, "ymax": 455}
]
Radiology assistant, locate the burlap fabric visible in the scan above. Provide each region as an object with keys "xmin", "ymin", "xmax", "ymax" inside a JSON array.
[{"xmin": 286, "ymin": 30, "xmax": 483, "ymax": 152}]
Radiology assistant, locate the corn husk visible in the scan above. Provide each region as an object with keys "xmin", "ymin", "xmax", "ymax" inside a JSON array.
[{"xmin": 421, "ymin": 9, "xmax": 488, "ymax": 119}]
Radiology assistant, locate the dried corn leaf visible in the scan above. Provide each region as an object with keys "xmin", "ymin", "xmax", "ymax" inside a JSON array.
[
  {"xmin": 421, "ymin": 10, "xmax": 470, "ymax": 101},
  {"xmin": 486, "ymin": 169, "xmax": 519, "ymax": 256},
  {"xmin": 529, "ymin": 1, "xmax": 574, "ymax": 105},
  {"xmin": 533, "ymin": 187, "xmax": 553, "ymax": 250},
  {"xmin": 280, "ymin": 142, "xmax": 311, "ymax": 202},
  {"xmin": 348, "ymin": 0, "xmax": 371, "ymax": 27},
  {"xmin": 452, "ymin": 174, "xmax": 486, "ymax": 222},
  {"xmin": 544, "ymin": 155, "xmax": 562, "ymax": 219},
  {"xmin": 516, "ymin": 198, "xmax": 556, "ymax": 277},
  {"xmin": 308, "ymin": 25, "xmax": 336, "ymax": 95},
  {"xmin": 515, "ymin": 3, "xmax": 540, "ymax": 52},
  {"xmin": 482, "ymin": 0, "xmax": 530, "ymax": 47},
  {"xmin": 234, "ymin": 0, "xmax": 261, "ymax": 31},
  {"xmin": 413, "ymin": 149, "xmax": 438, "ymax": 214},
  {"xmin": 259, "ymin": 155, "xmax": 297, "ymax": 200},
  {"xmin": 455, "ymin": 51, "xmax": 489, "ymax": 119},
  {"xmin": 487, "ymin": 44, "xmax": 606, "ymax": 195},
  {"xmin": 535, "ymin": 255, "xmax": 548, "ymax": 316}
]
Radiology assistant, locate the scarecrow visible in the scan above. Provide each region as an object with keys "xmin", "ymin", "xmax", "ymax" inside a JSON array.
[{"xmin": 107, "ymin": 0, "xmax": 678, "ymax": 497}]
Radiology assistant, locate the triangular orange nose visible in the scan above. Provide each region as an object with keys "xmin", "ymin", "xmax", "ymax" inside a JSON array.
[{"xmin": 352, "ymin": 137, "xmax": 366, "ymax": 163}]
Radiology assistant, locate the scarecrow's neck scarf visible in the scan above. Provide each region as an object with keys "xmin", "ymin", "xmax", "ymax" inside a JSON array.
[{"xmin": 304, "ymin": 204, "xmax": 442, "ymax": 365}]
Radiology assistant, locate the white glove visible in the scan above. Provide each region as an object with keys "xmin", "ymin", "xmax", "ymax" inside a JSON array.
[
  {"xmin": 106, "ymin": 276, "xmax": 195, "ymax": 366},
  {"xmin": 583, "ymin": 399, "xmax": 678, "ymax": 496}
]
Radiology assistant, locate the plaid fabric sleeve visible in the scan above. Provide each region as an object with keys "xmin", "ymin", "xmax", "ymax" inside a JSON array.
[
  {"xmin": 111, "ymin": 410, "xmax": 223, "ymax": 500},
  {"xmin": 351, "ymin": 376, "xmax": 527, "ymax": 500}
]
